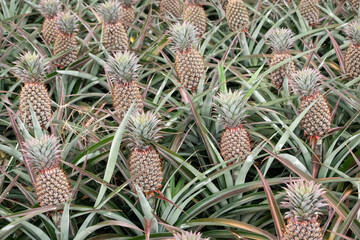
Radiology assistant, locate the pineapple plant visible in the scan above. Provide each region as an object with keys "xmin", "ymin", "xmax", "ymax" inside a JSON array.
[
  {"xmin": 97, "ymin": 0, "xmax": 129, "ymax": 51},
  {"xmin": 125, "ymin": 111, "xmax": 163, "ymax": 195},
  {"xmin": 298, "ymin": 0, "xmax": 319, "ymax": 26},
  {"xmin": 160, "ymin": 0, "xmax": 181, "ymax": 18},
  {"xmin": 105, "ymin": 51, "xmax": 143, "ymax": 119},
  {"xmin": 291, "ymin": 68, "xmax": 331, "ymax": 137},
  {"xmin": 23, "ymin": 135, "xmax": 70, "ymax": 206},
  {"xmin": 169, "ymin": 22, "xmax": 205, "ymax": 91},
  {"xmin": 266, "ymin": 28, "xmax": 296, "ymax": 89},
  {"xmin": 12, "ymin": 52, "xmax": 52, "ymax": 127},
  {"xmin": 344, "ymin": 20, "xmax": 360, "ymax": 79},
  {"xmin": 183, "ymin": 0, "xmax": 206, "ymax": 37},
  {"xmin": 174, "ymin": 231, "xmax": 210, "ymax": 240},
  {"xmin": 213, "ymin": 90, "xmax": 251, "ymax": 162},
  {"xmin": 53, "ymin": 12, "xmax": 79, "ymax": 68},
  {"xmin": 225, "ymin": 0, "xmax": 249, "ymax": 32},
  {"xmin": 281, "ymin": 179, "xmax": 327, "ymax": 239},
  {"xmin": 39, "ymin": 0, "xmax": 62, "ymax": 44},
  {"xmin": 119, "ymin": 0, "xmax": 136, "ymax": 29}
]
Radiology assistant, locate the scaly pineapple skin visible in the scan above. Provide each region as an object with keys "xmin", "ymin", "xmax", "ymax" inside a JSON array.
[
  {"xmin": 226, "ymin": 0, "xmax": 249, "ymax": 31},
  {"xmin": 120, "ymin": 6, "xmax": 135, "ymax": 29},
  {"xmin": 112, "ymin": 81, "xmax": 143, "ymax": 119},
  {"xmin": 345, "ymin": 44, "xmax": 360, "ymax": 79},
  {"xmin": 298, "ymin": 0, "xmax": 319, "ymax": 26},
  {"xmin": 42, "ymin": 17, "xmax": 58, "ymax": 43},
  {"xmin": 184, "ymin": 4, "xmax": 206, "ymax": 37},
  {"xmin": 269, "ymin": 53, "xmax": 295, "ymax": 89},
  {"xmin": 53, "ymin": 33, "xmax": 77, "ymax": 67},
  {"xmin": 35, "ymin": 168, "xmax": 70, "ymax": 206},
  {"xmin": 175, "ymin": 49, "xmax": 205, "ymax": 91},
  {"xmin": 102, "ymin": 22, "xmax": 129, "ymax": 51},
  {"xmin": 351, "ymin": 0, "xmax": 360, "ymax": 9},
  {"xmin": 220, "ymin": 126, "xmax": 251, "ymax": 161},
  {"xmin": 160, "ymin": 0, "xmax": 181, "ymax": 18},
  {"xmin": 19, "ymin": 82, "xmax": 52, "ymax": 127},
  {"xmin": 282, "ymin": 218, "xmax": 323, "ymax": 240},
  {"xmin": 299, "ymin": 92, "xmax": 331, "ymax": 137}
]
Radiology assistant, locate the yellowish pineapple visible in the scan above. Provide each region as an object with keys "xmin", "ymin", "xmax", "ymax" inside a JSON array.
[
  {"xmin": 213, "ymin": 90, "xmax": 251, "ymax": 162},
  {"xmin": 169, "ymin": 22, "xmax": 205, "ymax": 91},
  {"xmin": 39, "ymin": 0, "xmax": 62, "ymax": 43},
  {"xmin": 298, "ymin": 0, "xmax": 319, "ymax": 26},
  {"xmin": 344, "ymin": 20, "xmax": 360, "ymax": 79},
  {"xmin": 97, "ymin": 0, "xmax": 129, "ymax": 51},
  {"xmin": 183, "ymin": 0, "xmax": 206, "ymax": 37},
  {"xmin": 225, "ymin": 0, "xmax": 249, "ymax": 32},
  {"xmin": 266, "ymin": 28, "xmax": 296, "ymax": 89},
  {"xmin": 160, "ymin": 0, "xmax": 181, "ymax": 18},
  {"xmin": 174, "ymin": 231, "xmax": 210, "ymax": 240},
  {"xmin": 119, "ymin": 0, "xmax": 136, "ymax": 29}
]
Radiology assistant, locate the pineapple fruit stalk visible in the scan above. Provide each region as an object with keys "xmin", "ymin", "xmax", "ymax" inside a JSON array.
[
  {"xmin": 97, "ymin": 0, "xmax": 129, "ymax": 51},
  {"xmin": 291, "ymin": 68, "xmax": 331, "ymax": 137},
  {"xmin": 105, "ymin": 51, "xmax": 143, "ymax": 119},
  {"xmin": 183, "ymin": 0, "xmax": 206, "ymax": 37},
  {"xmin": 169, "ymin": 22, "xmax": 205, "ymax": 91},
  {"xmin": 173, "ymin": 231, "xmax": 210, "ymax": 240},
  {"xmin": 40, "ymin": 0, "xmax": 62, "ymax": 44},
  {"xmin": 13, "ymin": 52, "xmax": 52, "ymax": 127},
  {"xmin": 53, "ymin": 12, "xmax": 79, "ymax": 68},
  {"xmin": 213, "ymin": 90, "xmax": 251, "ymax": 162},
  {"xmin": 119, "ymin": 0, "xmax": 136, "ymax": 29},
  {"xmin": 160, "ymin": 0, "xmax": 181, "ymax": 18},
  {"xmin": 266, "ymin": 28, "xmax": 296, "ymax": 89},
  {"xmin": 281, "ymin": 179, "xmax": 327, "ymax": 239},
  {"xmin": 298, "ymin": 0, "xmax": 319, "ymax": 26},
  {"xmin": 225, "ymin": 0, "xmax": 249, "ymax": 32},
  {"xmin": 344, "ymin": 20, "xmax": 360, "ymax": 79}
]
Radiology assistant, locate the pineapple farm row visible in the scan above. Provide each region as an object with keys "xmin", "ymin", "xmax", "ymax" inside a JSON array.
[{"xmin": 0, "ymin": 0, "xmax": 360, "ymax": 239}]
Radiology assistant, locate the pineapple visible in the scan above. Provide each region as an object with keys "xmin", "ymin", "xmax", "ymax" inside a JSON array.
[
  {"xmin": 39, "ymin": 0, "xmax": 62, "ymax": 43},
  {"xmin": 291, "ymin": 68, "xmax": 331, "ymax": 137},
  {"xmin": 125, "ymin": 111, "xmax": 163, "ymax": 195},
  {"xmin": 213, "ymin": 90, "xmax": 251, "ymax": 162},
  {"xmin": 53, "ymin": 12, "xmax": 78, "ymax": 68},
  {"xmin": 97, "ymin": 0, "xmax": 129, "ymax": 51},
  {"xmin": 298, "ymin": 0, "xmax": 319, "ymax": 26},
  {"xmin": 119, "ymin": 0, "xmax": 136, "ymax": 29},
  {"xmin": 160, "ymin": 0, "xmax": 181, "ymax": 18},
  {"xmin": 174, "ymin": 231, "xmax": 210, "ymax": 240},
  {"xmin": 351, "ymin": 0, "xmax": 360, "ymax": 10},
  {"xmin": 225, "ymin": 0, "xmax": 249, "ymax": 32},
  {"xmin": 266, "ymin": 28, "xmax": 296, "ymax": 89},
  {"xmin": 12, "ymin": 52, "xmax": 52, "ymax": 127},
  {"xmin": 105, "ymin": 51, "xmax": 143, "ymax": 119},
  {"xmin": 344, "ymin": 20, "xmax": 360, "ymax": 79},
  {"xmin": 169, "ymin": 22, "xmax": 205, "ymax": 91},
  {"xmin": 23, "ymin": 135, "xmax": 70, "ymax": 206},
  {"xmin": 281, "ymin": 179, "xmax": 327, "ymax": 240},
  {"xmin": 183, "ymin": 0, "xmax": 206, "ymax": 37}
]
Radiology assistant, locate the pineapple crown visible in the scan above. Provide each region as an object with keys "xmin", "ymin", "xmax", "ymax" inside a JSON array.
[
  {"xmin": 97, "ymin": 0, "xmax": 121, "ymax": 24},
  {"xmin": 39, "ymin": 0, "xmax": 62, "ymax": 19},
  {"xmin": 119, "ymin": 0, "xmax": 135, "ymax": 7},
  {"xmin": 105, "ymin": 51, "xmax": 140, "ymax": 83},
  {"xmin": 23, "ymin": 135, "xmax": 60, "ymax": 171},
  {"xmin": 12, "ymin": 52, "xmax": 47, "ymax": 83},
  {"xmin": 213, "ymin": 90, "xmax": 248, "ymax": 129},
  {"xmin": 56, "ymin": 11, "xmax": 79, "ymax": 35},
  {"xmin": 345, "ymin": 20, "xmax": 360, "ymax": 45},
  {"xmin": 169, "ymin": 22, "xmax": 199, "ymax": 52},
  {"xmin": 291, "ymin": 68, "xmax": 322, "ymax": 97},
  {"xmin": 125, "ymin": 111, "xmax": 162, "ymax": 149},
  {"xmin": 266, "ymin": 28, "xmax": 295, "ymax": 53},
  {"xmin": 174, "ymin": 231, "xmax": 210, "ymax": 240},
  {"xmin": 281, "ymin": 179, "xmax": 327, "ymax": 221}
]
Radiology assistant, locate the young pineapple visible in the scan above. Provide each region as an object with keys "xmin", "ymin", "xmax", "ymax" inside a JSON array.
[
  {"xmin": 225, "ymin": 0, "xmax": 249, "ymax": 32},
  {"xmin": 281, "ymin": 179, "xmax": 327, "ymax": 239},
  {"xmin": 291, "ymin": 68, "xmax": 331, "ymax": 137},
  {"xmin": 169, "ymin": 22, "xmax": 205, "ymax": 91},
  {"xmin": 13, "ymin": 52, "xmax": 52, "ymax": 127},
  {"xmin": 266, "ymin": 28, "xmax": 296, "ymax": 89},
  {"xmin": 23, "ymin": 135, "xmax": 70, "ymax": 206},
  {"xmin": 39, "ymin": 0, "xmax": 62, "ymax": 43},
  {"xmin": 344, "ymin": 20, "xmax": 360, "ymax": 79},
  {"xmin": 126, "ymin": 111, "xmax": 163, "ymax": 195},
  {"xmin": 119, "ymin": 0, "xmax": 135, "ymax": 29},
  {"xmin": 213, "ymin": 90, "xmax": 251, "ymax": 162},
  {"xmin": 105, "ymin": 51, "xmax": 143, "ymax": 119},
  {"xmin": 174, "ymin": 231, "xmax": 209, "ymax": 240},
  {"xmin": 183, "ymin": 0, "xmax": 206, "ymax": 37},
  {"xmin": 160, "ymin": 0, "xmax": 181, "ymax": 18},
  {"xmin": 97, "ymin": 0, "xmax": 129, "ymax": 51},
  {"xmin": 298, "ymin": 0, "xmax": 319, "ymax": 26},
  {"xmin": 53, "ymin": 12, "xmax": 78, "ymax": 68}
]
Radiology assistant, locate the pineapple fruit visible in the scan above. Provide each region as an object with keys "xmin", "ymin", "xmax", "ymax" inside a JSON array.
[
  {"xmin": 119, "ymin": 0, "xmax": 136, "ymax": 29},
  {"xmin": 53, "ymin": 12, "xmax": 78, "ymax": 68},
  {"xmin": 225, "ymin": 0, "xmax": 249, "ymax": 32},
  {"xmin": 97, "ymin": 0, "xmax": 129, "ymax": 51},
  {"xmin": 281, "ymin": 179, "xmax": 327, "ymax": 239},
  {"xmin": 160, "ymin": 0, "xmax": 181, "ymax": 18},
  {"xmin": 183, "ymin": 0, "xmax": 206, "ymax": 37},
  {"xmin": 213, "ymin": 90, "xmax": 251, "ymax": 162},
  {"xmin": 266, "ymin": 28, "xmax": 296, "ymax": 89},
  {"xmin": 298, "ymin": 0, "xmax": 319, "ymax": 26},
  {"xmin": 13, "ymin": 52, "xmax": 52, "ymax": 127},
  {"xmin": 174, "ymin": 231, "xmax": 209, "ymax": 240},
  {"xmin": 351, "ymin": 0, "xmax": 360, "ymax": 10},
  {"xmin": 126, "ymin": 111, "xmax": 163, "ymax": 195},
  {"xmin": 105, "ymin": 51, "xmax": 143, "ymax": 119},
  {"xmin": 23, "ymin": 135, "xmax": 70, "ymax": 206},
  {"xmin": 291, "ymin": 68, "xmax": 331, "ymax": 137},
  {"xmin": 169, "ymin": 22, "xmax": 205, "ymax": 91},
  {"xmin": 344, "ymin": 20, "xmax": 360, "ymax": 79},
  {"xmin": 40, "ymin": 0, "xmax": 62, "ymax": 44}
]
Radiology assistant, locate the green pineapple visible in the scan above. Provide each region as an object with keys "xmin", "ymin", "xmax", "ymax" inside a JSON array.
[
  {"xmin": 298, "ymin": 0, "xmax": 319, "ymax": 26},
  {"xmin": 39, "ymin": 0, "xmax": 62, "ymax": 43},
  {"xmin": 344, "ymin": 20, "xmax": 360, "ymax": 79},
  {"xmin": 119, "ymin": 0, "xmax": 135, "ymax": 29},
  {"xmin": 174, "ymin": 231, "xmax": 210, "ymax": 240},
  {"xmin": 225, "ymin": 0, "xmax": 249, "ymax": 31},
  {"xmin": 183, "ymin": 0, "xmax": 206, "ymax": 37}
]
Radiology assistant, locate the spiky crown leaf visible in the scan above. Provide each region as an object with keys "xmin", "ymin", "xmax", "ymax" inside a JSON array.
[
  {"xmin": 119, "ymin": 0, "xmax": 135, "ymax": 7},
  {"xmin": 281, "ymin": 179, "xmax": 327, "ymax": 221},
  {"xmin": 105, "ymin": 51, "xmax": 139, "ymax": 83},
  {"xmin": 40, "ymin": 0, "xmax": 62, "ymax": 18},
  {"xmin": 56, "ymin": 12, "xmax": 79, "ymax": 35},
  {"xmin": 266, "ymin": 28, "xmax": 295, "ymax": 53},
  {"xmin": 13, "ymin": 52, "xmax": 47, "ymax": 83},
  {"xmin": 126, "ymin": 111, "xmax": 162, "ymax": 149},
  {"xmin": 213, "ymin": 90, "xmax": 247, "ymax": 128},
  {"xmin": 169, "ymin": 22, "xmax": 198, "ymax": 52},
  {"xmin": 291, "ymin": 68, "xmax": 322, "ymax": 96},
  {"xmin": 97, "ymin": 0, "xmax": 121, "ymax": 24},
  {"xmin": 174, "ymin": 231, "xmax": 209, "ymax": 240},
  {"xmin": 345, "ymin": 20, "xmax": 360, "ymax": 45}
]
